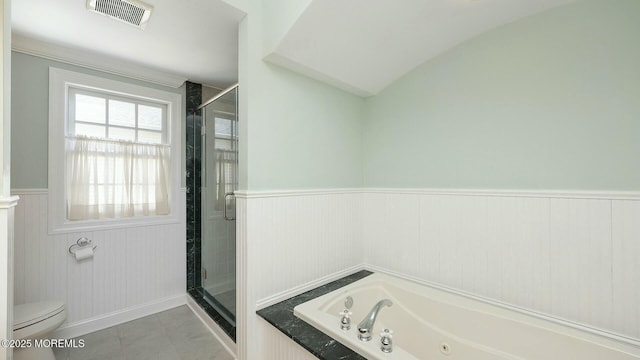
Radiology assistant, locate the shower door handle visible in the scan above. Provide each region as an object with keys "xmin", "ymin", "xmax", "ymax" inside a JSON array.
[{"xmin": 224, "ymin": 192, "xmax": 236, "ymax": 221}]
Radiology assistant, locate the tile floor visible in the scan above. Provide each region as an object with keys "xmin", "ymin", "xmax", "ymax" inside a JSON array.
[{"xmin": 53, "ymin": 306, "xmax": 234, "ymax": 360}]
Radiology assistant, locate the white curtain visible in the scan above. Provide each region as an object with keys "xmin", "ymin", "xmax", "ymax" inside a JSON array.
[
  {"xmin": 214, "ymin": 149, "xmax": 236, "ymax": 212},
  {"xmin": 66, "ymin": 136, "xmax": 171, "ymax": 220}
]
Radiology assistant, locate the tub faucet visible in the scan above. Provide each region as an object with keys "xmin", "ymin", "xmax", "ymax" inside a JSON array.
[{"xmin": 357, "ymin": 299, "xmax": 392, "ymax": 341}]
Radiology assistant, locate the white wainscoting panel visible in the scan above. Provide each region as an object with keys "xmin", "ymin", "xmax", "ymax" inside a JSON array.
[
  {"xmin": 0, "ymin": 196, "xmax": 18, "ymax": 360},
  {"xmin": 236, "ymin": 196, "xmax": 248, "ymax": 360},
  {"xmin": 363, "ymin": 190, "xmax": 640, "ymax": 342},
  {"xmin": 249, "ymin": 192, "xmax": 362, "ymax": 301},
  {"xmin": 236, "ymin": 189, "xmax": 640, "ymax": 359},
  {"xmin": 612, "ymin": 200, "xmax": 640, "ymax": 339},
  {"xmin": 485, "ymin": 196, "xmax": 550, "ymax": 313},
  {"xmin": 236, "ymin": 190, "xmax": 363, "ymax": 360},
  {"xmin": 549, "ymin": 198, "xmax": 613, "ymax": 331},
  {"xmin": 12, "ymin": 189, "xmax": 186, "ymax": 335},
  {"xmin": 258, "ymin": 319, "xmax": 317, "ymax": 360},
  {"xmin": 363, "ymin": 192, "xmax": 421, "ymax": 277}
]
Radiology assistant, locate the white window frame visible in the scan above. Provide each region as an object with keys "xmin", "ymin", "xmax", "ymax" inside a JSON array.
[
  {"xmin": 68, "ymin": 87, "xmax": 168, "ymax": 144},
  {"xmin": 48, "ymin": 67, "xmax": 182, "ymax": 234}
]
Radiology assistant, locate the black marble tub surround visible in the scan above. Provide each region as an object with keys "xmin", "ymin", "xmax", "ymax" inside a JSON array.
[{"xmin": 257, "ymin": 270, "xmax": 373, "ymax": 360}]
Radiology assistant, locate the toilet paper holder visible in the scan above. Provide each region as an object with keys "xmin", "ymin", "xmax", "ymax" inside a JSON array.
[{"xmin": 68, "ymin": 237, "xmax": 97, "ymax": 255}]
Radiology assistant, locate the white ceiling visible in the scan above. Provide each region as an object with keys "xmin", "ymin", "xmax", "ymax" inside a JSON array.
[
  {"xmin": 12, "ymin": 0, "xmax": 245, "ymax": 88},
  {"xmin": 12, "ymin": 0, "xmax": 576, "ymax": 94},
  {"xmin": 267, "ymin": 0, "xmax": 575, "ymax": 97}
]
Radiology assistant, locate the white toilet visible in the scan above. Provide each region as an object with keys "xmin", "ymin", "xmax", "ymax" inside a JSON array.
[{"xmin": 13, "ymin": 301, "xmax": 66, "ymax": 360}]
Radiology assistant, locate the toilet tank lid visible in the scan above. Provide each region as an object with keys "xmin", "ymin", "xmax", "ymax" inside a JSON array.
[{"xmin": 14, "ymin": 301, "xmax": 65, "ymax": 330}]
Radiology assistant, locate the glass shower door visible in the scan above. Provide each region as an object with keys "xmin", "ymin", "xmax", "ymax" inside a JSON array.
[{"xmin": 201, "ymin": 86, "xmax": 238, "ymax": 325}]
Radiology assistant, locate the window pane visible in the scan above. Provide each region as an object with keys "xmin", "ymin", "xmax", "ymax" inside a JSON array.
[
  {"xmin": 75, "ymin": 94, "xmax": 106, "ymax": 124},
  {"xmin": 138, "ymin": 105, "xmax": 162, "ymax": 130},
  {"xmin": 138, "ymin": 130, "xmax": 162, "ymax": 144},
  {"xmin": 108, "ymin": 127, "xmax": 136, "ymax": 141},
  {"xmin": 76, "ymin": 123, "xmax": 106, "ymax": 138},
  {"xmin": 109, "ymin": 100, "xmax": 135, "ymax": 127},
  {"xmin": 215, "ymin": 118, "xmax": 232, "ymax": 137}
]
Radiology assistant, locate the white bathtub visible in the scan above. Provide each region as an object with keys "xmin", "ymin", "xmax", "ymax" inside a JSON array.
[{"xmin": 294, "ymin": 272, "xmax": 640, "ymax": 360}]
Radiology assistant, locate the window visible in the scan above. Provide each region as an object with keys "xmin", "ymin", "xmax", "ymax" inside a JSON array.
[
  {"xmin": 212, "ymin": 117, "xmax": 237, "ymax": 212},
  {"xmin": 48, "ymin": 67, "xmax": 182, "ymax": 233},
  {"xmin": 69, "ymin": 89, "xmax": 167, "ymax": 144}
]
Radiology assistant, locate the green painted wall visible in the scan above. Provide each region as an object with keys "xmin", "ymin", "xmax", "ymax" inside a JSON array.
[
  {"xmin": 363, "ymin": 0, "xmax": 640, "ymax": 190},
  {"xmin": 237, "ymin": 0, "xmax": 364, "ymax": 191},
  {"xmin": 247, "ymin": 64, "xmax": 364, "ymax": 190},
  {"xmin": 10, "ymin": 52, "xmax": 185, "ymax": 189},
  {"xmin": 16, "ymin": 0, "xmax": 635, "ymax": 192}
]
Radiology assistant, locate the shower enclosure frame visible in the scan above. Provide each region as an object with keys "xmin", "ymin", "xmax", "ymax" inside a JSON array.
[{"xmin": 185, "ymin": 82, "xmax": 238, "ymax": 341}]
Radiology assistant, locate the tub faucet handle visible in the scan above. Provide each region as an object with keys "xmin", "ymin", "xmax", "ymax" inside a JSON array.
[
  {"xmin": 380, "ymin": 328, "xmax": 393, "ymax": 353},
  {"xmin": 339, "ymin": 309, "xmax": 353, "ymax": 331}
]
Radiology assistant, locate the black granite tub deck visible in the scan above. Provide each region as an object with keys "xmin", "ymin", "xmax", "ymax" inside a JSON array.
[{"xmin": 257, "ymin": 270, "xmax": 373, "ymax": 360}]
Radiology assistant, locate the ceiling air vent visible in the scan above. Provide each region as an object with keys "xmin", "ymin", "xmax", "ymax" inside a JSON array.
[{"xmin": 86, "ymin": 0, "xmax": 153, "ymax": 30}]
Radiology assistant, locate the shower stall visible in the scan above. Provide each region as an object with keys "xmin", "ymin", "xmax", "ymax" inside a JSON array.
[
  {"xmin": 187, "ymin": 83, "xmax": 238, "ymax": 338},
  {"xmin": 199, "ymin": 85, "xmax": 238, "ymax": 325}
]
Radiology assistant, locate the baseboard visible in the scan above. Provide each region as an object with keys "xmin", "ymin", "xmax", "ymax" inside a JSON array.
[
  {"xmin": 255, "ymin": 264, "xmax": 366, "ymax": 310},
  {"xmin": 52, "ymin": 293, "xmax": 187, "ymax": 339},
  {"xmin": 187, "ymin": 296, "xmax": 236, "ymax": 358}
]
